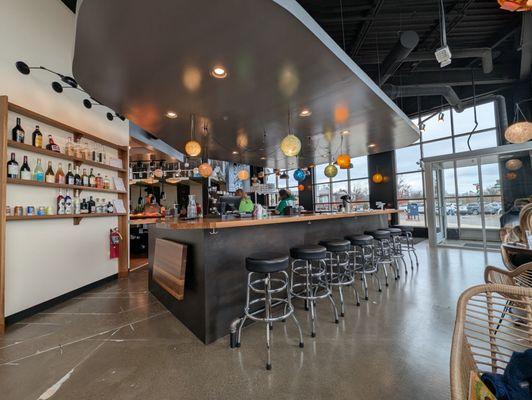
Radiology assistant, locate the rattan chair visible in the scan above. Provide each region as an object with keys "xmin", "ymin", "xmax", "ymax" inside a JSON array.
[
  {"xmin": 484, "ymin": 262, "xmax": 532, "ymax": 288},
  {"xmin": 450, "ymin": 284, "xmax": 532, "ymax": 400}
]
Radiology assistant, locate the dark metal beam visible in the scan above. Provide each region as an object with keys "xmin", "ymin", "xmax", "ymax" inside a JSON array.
[
  {"xmin": 348, "ymin": 0, "xmax": 385, "ymax": 58},
  {"xmin": 520, "ymin": 12, "xmax": 532, "ymax": 80}
]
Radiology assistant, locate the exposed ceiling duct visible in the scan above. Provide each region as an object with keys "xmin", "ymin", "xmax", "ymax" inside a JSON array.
[
  {"xmin": 383, "ymin": 84, "xmax": 464, "ymax": 112},
  {"xmin": 405, "ymin": 48, "xmax": 494, "ymax": 74},
  {"xmin": 379, "ymin": 30, "xmax": 419, "ymax": 85}
]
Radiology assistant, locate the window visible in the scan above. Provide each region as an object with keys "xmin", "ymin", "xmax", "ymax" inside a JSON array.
[
  {"xmin": 395, "ymin": 100, "xmax": 500, "ymax": 228},
  {"xmin": 312, "ymin": 156, "xmax": 370, "ymax": 212}
]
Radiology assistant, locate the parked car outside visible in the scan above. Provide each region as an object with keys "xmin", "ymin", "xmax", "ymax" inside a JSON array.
[
  {"xmin": 459, "ymin": 205, "xmax": 468, "ymax": 215},
  {"xmin": 484, "ymin": 202, "xmax": 501, "ymax": 215},
  {"xmin": 446, "ymin": 203, "xmax": 457, "ymax": 215},
  {"xmin": 466, "ymin": 203, "xmax": 481, "ymax": 215}
]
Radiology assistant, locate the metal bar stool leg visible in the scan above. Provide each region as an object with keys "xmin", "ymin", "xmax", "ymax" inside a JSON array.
[{"xmin": 265, "ymin": 274, "xmax": 272, "ymax": 370}]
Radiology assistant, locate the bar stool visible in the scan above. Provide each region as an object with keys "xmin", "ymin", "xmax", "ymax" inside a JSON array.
[
  {"xmin": 290, "ymin": 245, "xmax": 339, "ymax": 337},
  {"xmin": 385, "ymin": 227, "xmax": 408, "ymax": 276},
  {"xmin": 319, "ymin": 239, "xmax": 360, "ymax": 316},
  {"xmin": 345, "ymin": 234, "xmax": 381, "ymax": 300},
  {"xmin": 365, "ymin": 230, "xmax": 398, "ymax": 285},
  {"xmin": 236, "ymin": 252, "xmax": 303, "ymax": 370},
  {"xmin": 393, "ymin": 225, "xmax": 419, "ymax": 269}
]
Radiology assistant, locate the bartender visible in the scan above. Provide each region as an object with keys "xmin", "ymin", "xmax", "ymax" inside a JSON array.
[
  {"xmin": 274, "ymin": 189, "xmax": 295, "ymax": 215},
  {"xmin": 235, "ymin": 189, "xmax": 254, "ymax": 213},
  {"xmin": 142, "ymin": 194, "xmax": 161, "ymax": 214}
]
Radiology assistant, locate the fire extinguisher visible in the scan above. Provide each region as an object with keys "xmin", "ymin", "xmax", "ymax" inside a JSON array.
[{"xmin": 110, "ymin": 228, "xmax": 122, "ymax": 259}]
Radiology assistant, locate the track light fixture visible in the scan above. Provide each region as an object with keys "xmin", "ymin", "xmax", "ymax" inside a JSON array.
[
  {"xmin": 106, "ymin": 112, "xmax": 126, "ymax": 121},
  {"xmin": 16, "ymin": 61, "xmax": 78, "ymax": 87}
]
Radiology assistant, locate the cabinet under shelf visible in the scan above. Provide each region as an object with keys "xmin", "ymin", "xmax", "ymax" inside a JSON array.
[{"xmin": 7, "ymin": 178, "xmax": 126, "ymax": 194}]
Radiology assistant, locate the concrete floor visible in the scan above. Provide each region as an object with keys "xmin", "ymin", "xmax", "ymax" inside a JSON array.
[{"xmin": 0, "ymin": 241, "xmax": 504, "ymax": 400}]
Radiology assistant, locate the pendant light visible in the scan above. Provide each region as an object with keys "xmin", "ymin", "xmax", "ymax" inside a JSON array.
[
  {"xmin": 185, "ymin": 114, "xmax": 202, "ymax": 157},
  {"xmin": 237, "ymin": 168, "xmax": 250, "ymax": 181},
  {"xmin": 198, "ymin": 125, "xmax": 213, "ymax": 178},
  {"xmin": 324, "ymin": 164, "xmax": 338, "ymax": 178},
  {"xmin": 505, "ymin": 122, "xmax": 532, "ymax": 144},
  {"xmin": 280, "ymin": 111, "xmax": 301, "ymax": 157},
  {"xmin": 505, "ymin": 159, "xmax": 523, "ymax": 171},
  {"xmin": 293, "ymin": 168, "xmax": 306, "ymax": 182}
]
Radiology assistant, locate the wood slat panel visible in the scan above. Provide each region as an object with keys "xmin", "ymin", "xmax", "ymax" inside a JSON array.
[
  {"xmin": 0, "ymin": 96, "xmax": 7, "ymax": 333},
  {"xmin": 153, "ymin": 238, "xmax": 187, "ymax": 300}
]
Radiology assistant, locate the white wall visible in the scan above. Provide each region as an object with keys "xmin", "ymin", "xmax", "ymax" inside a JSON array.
[{"xmin": 0, "ymin": 0, "xmax": 130, "ymax": 316}]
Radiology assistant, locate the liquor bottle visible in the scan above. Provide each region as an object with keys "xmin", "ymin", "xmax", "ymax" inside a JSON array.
[
  {"xmin": 95, "ymin": 198, "xmax": 102, "ymax": 213},
  {"xmin": 64, "ymin": 190, "xmax": 73, "ymax": 214},
  {"xmin": 88, "ymin": 168, "xmax": 96, "ymax": 187},
  {"xmin": 80, "ymin": 198, "xmax": 88, "ymax": 214},
  {"xmin": 106, "ymin": 201, "xmax": 114, "ymax": 214},
  {"xmin": 20, "ymin": 156, "xmax": 31, "ymax": 180},
  {"xmin": 74, "ymin": 139, "xmax": 82, "ymax": 159},
  {"xmin": 12, "ymin": 117, "xmax": 25, "ymax": 143},
  {"xmin": 103, "ymin": 175, "xmax": 110, "ymax": 190},
  {"xmin": 73, "ymin": 190, "xmax": 81, "ymax": 214},
  {"xmin": 98, "ymin": 144, "xmax": 103, "ymax": 163},
  {"xmin": 82, "ymin": 168, "xmax": 89, "ymax": 186},
  {"xmin": 82, "ymin": 141, "xmax": 90, "ymax": 160},
  {"xmin": 55, "ymin": 163, "xmax": 65, "ymax": 184},
  {"xmin": 74, "ymin": 166, "xmax": 82, "ymax": 186},
  {"xmin": 65, "ymin": 163, "xmax": 74, "ymax": 185},
  {"xmin": 45, "ymin": 135, "xmax": 60, "ymax": 153},
  {"xmin": 7, "ymin": 153, "xmax": 19, "ymax": 178},
  {"xmin": 45, "ymin": 161, "xmax": 55, "ymax": 183},
  {"xmin": 65, "ymin": 137, "xmax": 75, "ymax": 157},
  {"xmin": 91, "ymin": 144, "xmax": 97, "ymax": 162},
  {"xmin": 33, "ymin": 158, "xmax": 44, "ymax": 182},
  {"xmin": 32, "ymin": 125, "xmax": 43, "ymax": 148},
  {"xmin": 96, "ymin": 173, "xmax": 103, "ymax": 189},
  {"xmin": 88, "ymin": 196, "xmax": 96, "ymax": 214},
  {"xmin": 57, "ymin": 190, "xmax": 65, "ymax": 215}
]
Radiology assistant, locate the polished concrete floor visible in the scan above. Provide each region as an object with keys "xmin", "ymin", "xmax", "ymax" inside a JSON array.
[{"xmin": 0, "ymin": 241, "xmax": 504, "ymax": 400}]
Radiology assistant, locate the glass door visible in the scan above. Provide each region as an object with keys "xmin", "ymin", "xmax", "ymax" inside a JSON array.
[{"xmin": 433, "ymin": 166, "xmax": 447, "ymax": 243}]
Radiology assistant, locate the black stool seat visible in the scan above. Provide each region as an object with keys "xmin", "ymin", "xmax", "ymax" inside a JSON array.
[
  {"xmin": 385, "ymin": 228, "xmax": 402, "ymax": 236},
  {"xmin": 246, "ymin": 252, "xmax": 289, "ymax": 273},
  {"xmin": 393, "ymin": 225, "xmax": 413, "ymax": 233},
  {"xmin": 365, "ymin": 230, "xmax": 391, "ymax": 240},
  {"xmin": 345, "ymin": 234, "xmax": 374, "ymax": 246},
  {"xmin": 290, "ymin": 245, "xmax": 327, "ymax": 260},
  {"xmin": 319, "ymin": 239, "xmax": 350, "ymax": 253}
]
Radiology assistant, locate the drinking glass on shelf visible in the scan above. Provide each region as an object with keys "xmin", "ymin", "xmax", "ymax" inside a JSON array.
[
  {"xmin": 65, "ymin": 137, "xmax": 75, "ymax": 157},
  {"xmin": 82, "ymin": 141, "xmax": 91, "ymax": 160},
  {"xmin": 74, "ymin": 139, "xmax": 82, "ymax": 158}
]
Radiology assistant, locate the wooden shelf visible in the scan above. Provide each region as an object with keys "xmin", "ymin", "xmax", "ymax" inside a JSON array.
[
  {"xmin": 7, "ymin": 213, "xmax": 127, "ymax": 225},
  {"xmin": 7, "ymin": 140, "xmax": 127, "ymax": 172},
  {"xmin": 7, "ymin": 178, "xmax": 126, "ymax": 194}
]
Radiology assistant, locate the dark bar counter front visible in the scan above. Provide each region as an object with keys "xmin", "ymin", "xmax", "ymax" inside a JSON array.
[{"xmin": 148, "ymin": 210, "xmax": 397, "ymax": 344}]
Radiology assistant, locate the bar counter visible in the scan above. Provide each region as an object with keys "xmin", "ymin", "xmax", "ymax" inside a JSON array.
[{"xmin": 148, "ymin": 210, "xmax": 397, "ymax": 344}]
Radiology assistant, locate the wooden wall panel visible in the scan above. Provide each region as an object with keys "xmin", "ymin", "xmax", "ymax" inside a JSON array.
[{"xmin": 0, "ymin": 96, "xmax": 8, "ymax": 333}]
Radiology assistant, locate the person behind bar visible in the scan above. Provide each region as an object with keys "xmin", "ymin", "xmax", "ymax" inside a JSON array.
[
  {"xmin": 235, "ymin": 188, "xmax": 254, "ymax": 213},
  {"xmin": 275, "ymin": 189, "xmax": 295, "ymax": 215}
]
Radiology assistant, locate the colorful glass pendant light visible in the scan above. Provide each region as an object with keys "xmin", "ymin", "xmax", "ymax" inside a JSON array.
[
  {"xmin": 280, "ymin": 134, "xmax": 301, "ymax": 157},
  {"xmin": 504, "ymin": 122, "xmax": 532, "ymax": 144},
  {"xmin": 293, "ymin": 168, "xmax": 306, "ymax": 182},
  {"xmin": 185, "ymin": 114, "xmax": 202, "ymax": 156},
  {"xmin": 198, "ymin": 162, "xmax": 213, "ymax": 178},
  {"xmin": 297, "ymin": 184, "xmax": 305, "ymax": 191},
  {"xmin": 505, "ymin": 159, "xmax": 523, "ymax": 171},
  {"xmin": 324, "ymin": 164, "xmax": 338, "ymax": 178},
  {"xmin": 336, "ymin": 154, "xmax": 351, "ymax": 169},
  {"xmin": 372, "ymin": 172, "xmax": 384, "ymax": 184},
  {"xmin": 237, "ymin": 169, "xmax": 250, "ymax": 181}
]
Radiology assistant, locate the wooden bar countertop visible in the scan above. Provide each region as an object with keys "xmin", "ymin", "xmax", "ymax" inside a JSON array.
[{"xmin": 146, "ymin": 209, "xmax": 398, "ymax": 230}]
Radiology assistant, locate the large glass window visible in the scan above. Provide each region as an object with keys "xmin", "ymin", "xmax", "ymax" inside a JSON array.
[
  {"xmin": 396, "ymin": 100, "xmax": 499, "ymax": 227},
  {"xmin": 312, "ymin": 156, "xmax": 369, "ymax": 212}
]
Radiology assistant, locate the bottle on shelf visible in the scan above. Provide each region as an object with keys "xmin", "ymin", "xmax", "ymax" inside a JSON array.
[
  {"xmin": 82, "ymin": 168, "xmax": 89, "ymax": 187},
  {"xmin": 80, "ymin": 198, "xmax": 88, "ymax": 214},
  {"xmin": 74, "ymin": 166, "xmax": 82, "ymax": 186},
  {"xmin": 82, "ymin": 141, "xmax": 90, "ymax": 160},
  {"xmin": 12, "ymin": 117, "xmax": 25, "ymax": 143},
  {"xmin": 65, "ymin": 137, "xmax": 75, "ymax": 157},
  {"xmin": 55, "ymin": 162, "xmax": 65, "ymax": 184},
  {"xmin": 106, "ymin": 201, "xmax": 114, "ymax": 214},
  {"xmin": 88, "ymin": 168, "xmax": 96, "ymax": 187},
  {"xmin": 32, "ymin": 125, "xmax": 43, "ymax": 148},
  {"xmin": 95, "ymin": 198, "xmax": 102, "ymax": 213},
  {"xmin": 65, "ymin": 163, "xmax": 74, "ymax": 185},
  {"xmin": 57, "ymin": 190, "xmax": 65, "ymax": 215},
  {"xmin": 45, "ymin": 135, "xmax": 60, "ymax": 153},
  {"xmin": 64, "ymin": 190, "xmax": 73, "ymax": 214},
  {"xmin": 7, "ymin": 153, "xmax": 19, "ymax": 179},
  {"xmin": 45, "ymin": 161, "xmax": 55, "ymax": 183},
  {"xmin": 96, "ymin": 173, "xmax": 103, "ymax": 189},
  {"xmin": 98, "ymin": 144, "xmax": 103, "ymax": 163},
  {"xmin": 91, "ymin": 144, "xmax": 97, "ymax": 162},
  {"xmin": 103, "ymin": 175, "xmax": 110, "ymax": 190},
  {"xmin": 73, "ymin": 190, "xmax": 81, "ymax": 214},
  {"xmin": 74, "ymin": 139, "xmax": 83, "ymax": 159},
  {"xmin": 20, "ymin": 156, "xmax": 31, "ymax": 180},
  {"xmin": 88, "ymin": 196, "xmax": 96, "ymax": 214},
  {"xmin": 33, "ymin": 158, "xmax": 44, "ymax": 182}
]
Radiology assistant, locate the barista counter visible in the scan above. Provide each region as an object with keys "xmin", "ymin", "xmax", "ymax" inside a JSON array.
[{"xmin": 148, "ymin": 210, "xmax": 397, "ymax": 344}]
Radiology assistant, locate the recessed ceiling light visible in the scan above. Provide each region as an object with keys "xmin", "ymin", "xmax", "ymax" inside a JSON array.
[
  {"xmin": 341, "ymin": 129, "xmax": 350, "ymax": 136},
  {"xmin": 368, "ymin": 143, "xmax": 376, "ymax": 148},
  {"xmin": 211, "ymin": 66, "xmax": 227, "ymax": 79},
  {"xmin": 165, "ymin": 111, "xmax": 178, "ymax": 119},
  {"xmin": 260, "ymin": 156, "xmax": 266, "ymax": 160},
  {"xmin": 299, "ymin": 108, "xmax": 311, "ymax": 117},
  {"xmin": 232, "ymin": 150, "xmax": 238, "ymax": 155}
]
